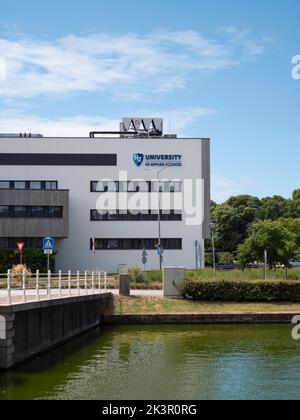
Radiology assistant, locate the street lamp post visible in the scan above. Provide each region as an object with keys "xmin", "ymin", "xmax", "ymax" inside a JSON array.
[
  {"xmin": 210, "ymin": 222, "xmax": 216, "ymax": 280},
  {"xmin": 145, "ymin": 165, "xmax": 172, "ymax": 270}
]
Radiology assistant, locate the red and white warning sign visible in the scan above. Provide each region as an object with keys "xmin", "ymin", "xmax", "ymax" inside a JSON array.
[{"xmin": 17, "ymin": 242, "xmax": 25, "ymax": 253}]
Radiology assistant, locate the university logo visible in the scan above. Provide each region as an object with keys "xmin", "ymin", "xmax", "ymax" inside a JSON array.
[{"xmin": 133, "ymin": 153, "xmax": 144, "ymax": 167}]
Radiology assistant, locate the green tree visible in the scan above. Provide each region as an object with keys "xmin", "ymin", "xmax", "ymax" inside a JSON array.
[
  {"xmin": 258, "ymin": 196, "xmax": 288, "ymax": 221},
  {"xmin": 212, "ymin": 195, "xmax": 260, "ymax": 253},
  {"xmin": 237, "ymin": 220, "xmax": 299, "ymax": 269},
  {"xmin": 293, "ymin": 189, "xmax": 300, "ymax": 201}
]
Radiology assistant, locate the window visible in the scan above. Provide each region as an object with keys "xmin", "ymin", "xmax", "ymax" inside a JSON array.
[
  {"xmin": 0, "ymin": 238, "xmax": 43, "ymax": 249},
  {"xmin": 45, "ymin": 181, "xmax": 58, "ymax": 190},
  {"xmin": 90, "ymin": 238, "xmax": 182, "ymax": 250},
  {"xmin": 90, "ymin": 210, "xmax": 182, "ymax": 222},
  {"xmin": 152, "ymin": 181, "xmax": 182, "ymax": 193},
  {"xmin": 14, "ymin": 181, "xmax": 27, "ymax": 190},
  {"xmin": 30, "ymin": 206, "xmax": 45, "ymax": 218},
  {"xmin": 29, "ymin": 181, "xmax": 42, "ymax": 190},
  {"xmin": 0, "ymin": 181, "xmax": 10, "ymax": 189},
  {"xmin": 91, "ymin": 181, "xmax": 119, "ymax": 192},
  {"xmin": 13, "ymin": 206, "xmax": 28, "ymax": 217},
  {"xmin": 47, "ymin": 207, "xmax": 63, "ymax": 218},
  {"xmin": 0, "ymin": 181, "xmax": 58, "ymax": 190},
  {"xmin": 0, "ymin": 206, "xmax": 9, "ymax": 217}
]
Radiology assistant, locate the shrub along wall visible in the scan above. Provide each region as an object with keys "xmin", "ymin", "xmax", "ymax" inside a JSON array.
[
  {"xmin": 181, "ymin": 280, "xmax": 300, "ymax": 302},
  {"xmin": 0, "ymin": 249, "xmax": 55, "ymax": 273}
]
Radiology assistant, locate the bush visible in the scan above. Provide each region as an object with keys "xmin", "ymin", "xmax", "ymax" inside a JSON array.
[
  {"xmin": 0, "ymin": 249, "xmax": 55, "ymax": 273},
  {"xmin": 11, "ymin": 264, "xmax": 32, "ymax": 279},
  {"xmin": 128, "ymin": 267, "xmax": 146, "ymax": 284},
  {"xmin": 181, "ymin": 280, "xmax": 300, "ymax": 302}
]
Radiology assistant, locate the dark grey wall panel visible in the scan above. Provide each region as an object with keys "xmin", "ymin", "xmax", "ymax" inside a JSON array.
[
  {"xmin": 0, "ymin": 190, "xmax": 69, "ymax": 238},
  {"xmin": 0, "ymin": 154, "xmax": 117, "ymax": 166}
]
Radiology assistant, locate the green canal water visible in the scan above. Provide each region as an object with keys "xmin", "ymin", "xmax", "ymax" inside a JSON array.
[{"xmin": 0, "ymin": 324, "xmax": 300, "ymax": 400}]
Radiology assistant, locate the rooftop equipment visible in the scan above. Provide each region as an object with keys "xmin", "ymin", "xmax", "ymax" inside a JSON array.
[{"xmin": 90, "ymin": 118, "xmax": 164, "ymax": 139}]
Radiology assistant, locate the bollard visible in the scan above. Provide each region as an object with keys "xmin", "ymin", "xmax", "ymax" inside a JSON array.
[
  {"xmin": 58, "ymin": 270, "xmax": 62, "ymax": 298},
  {"xmin": 22, "ymin": 269, "xmax": 27, "ymax": 303},
  {"xmin": 47, "ymin": 270, "xmax": 51, "ymax": 300},
  {"xmin": 36, "ymin": 270, "xmax": 40, "ymax": 301},
  {"xmin": 7, "ymin": 269, "xmax": 11, "ymax": 305},
  {"xmin": 68, "ymin": 271, "xmax": 72, "ymax": 296},
  {"xmin": 104, "ymin": 272, "xmax": 107, "ymax": 292}
]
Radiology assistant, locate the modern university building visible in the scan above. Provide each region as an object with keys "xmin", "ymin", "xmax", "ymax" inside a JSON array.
[{"xmin": 0, "ymin": 118, "xmax": 211, "ymax": 273}]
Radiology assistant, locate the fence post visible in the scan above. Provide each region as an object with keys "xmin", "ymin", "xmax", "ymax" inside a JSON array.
[
  {"xmin": 77, "ymin": 271, "xmax": 80, "ymax": 295},
  {"xmin": 98, "ymin": 271, "xmax": 101, "ymax": 292},
  {"xmin": 104, "ymin": 272, "xmax": 107, "ymax": 292},
  {"xmin": 47, "ymin": 270, "xmax": 51, "ymax": 300},
  {"xmin": 7, "ymin": 269, "xmax": 11, "ymax": 305},
  {"xmin": 59, "ymin": 270, "xmax": 62, "ymax": 298},
  {"xmin": 36, "ymin": 270, "xmax": 40, "ymax": 301},
  {"xmin": 68, "ymin": 271, "xmax": 72, "ymax": 296},
  {"xmin": 92, "ymin": 271, "xmax": 95, "ymax": 294},
  {"xmin": 84, "ymin": 271, "xmax": 88, "ymax": 295},
  {"xmin": 22, "ymin": 269, "xmax": 27, "ymax": 303}
]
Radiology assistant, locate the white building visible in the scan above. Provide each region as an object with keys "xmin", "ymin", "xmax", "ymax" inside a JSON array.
[{"xmin": 0, "ymin": 118, "xmax": 211, "ymax": 273}]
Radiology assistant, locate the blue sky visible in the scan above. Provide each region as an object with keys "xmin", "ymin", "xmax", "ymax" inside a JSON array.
[{"xmin": 0, "ymin": 0, "xmax": 299, "ymax": 202}]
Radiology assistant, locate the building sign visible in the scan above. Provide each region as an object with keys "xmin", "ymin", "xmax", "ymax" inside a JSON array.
[{"xmin": 133, "ymin": 153, "xmax": 182, "ymax": 168}]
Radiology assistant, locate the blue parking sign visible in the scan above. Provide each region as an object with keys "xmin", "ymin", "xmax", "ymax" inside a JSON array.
[{"xmin": 43, "ymin": 237, "xmax": 55, "ymax": 251}]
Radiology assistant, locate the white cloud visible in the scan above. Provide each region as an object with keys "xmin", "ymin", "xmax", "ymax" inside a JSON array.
[
  {"xmin": 0, "ymin": 29, "xmax": 269, "ymax": 99},
  {"xmin": 212, "ymin": 175, "xmax": 255, "ymax": 203},
  {"xmin": 0, "ymin": 107, "xmax": 211, "ymax": 137}
]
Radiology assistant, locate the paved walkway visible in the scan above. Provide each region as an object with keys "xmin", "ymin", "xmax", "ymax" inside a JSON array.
[{"xmin": 0, "ymin": 289, "xmax": 163, "ymax": 305}]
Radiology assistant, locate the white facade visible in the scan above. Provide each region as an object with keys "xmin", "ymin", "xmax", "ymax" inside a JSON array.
[{"xmin": 0, "ymin": 134, "xmax": 210, "ymax": 273}]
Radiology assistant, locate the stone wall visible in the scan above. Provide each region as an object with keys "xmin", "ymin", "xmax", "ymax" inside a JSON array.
[{"xmin": 0, "ymin": 293, "xmax": 114, "ymax": 370}]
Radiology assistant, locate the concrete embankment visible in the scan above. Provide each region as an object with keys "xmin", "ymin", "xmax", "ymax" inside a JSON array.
[
  {"xmin": 104, "ymin": 313, "xmax": 297, "ymax": 325},
  {"xmin": 0, "ymin": 293, "xmax": 114, "ymax": 370}
]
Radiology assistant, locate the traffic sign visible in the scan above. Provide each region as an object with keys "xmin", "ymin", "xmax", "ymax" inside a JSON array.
[
  {"xmin": 43, "ymin": 237, "xmax": 55, "ymax": 252},
  {"xmin": 44, "ymin": 249, "xmax": 53, "ymax": 255},
  {"xmin": 17, "ymin": 242, "xmax": 25, "ymax": 253}
]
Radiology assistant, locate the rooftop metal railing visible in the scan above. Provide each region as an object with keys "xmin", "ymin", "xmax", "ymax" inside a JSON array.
[{"xmin": 0, "ymin": 270, "xmax": 108, "ymax": 305}]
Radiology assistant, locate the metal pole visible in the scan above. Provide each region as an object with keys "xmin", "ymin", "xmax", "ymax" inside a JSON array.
[
  {"xmin": 22, "ymin": 269, "xmax": 27, "ymax": 303},
  {"xmin": 47, "ymin": 270, "xmax": 51, "ymax": 300},
  {"xmin": 211, "ymin": 224, "xmax": 216, "ymax": 280},
  {"xmin": 20, "ymin": 251, "xmax": 23, "ymax": 266},
  {"xmin": 68, "ymin": 271, "xmax": 71, "ymax": 296},
  {"xmin": 104, "ymin": 272, "xmax": 107, "ymax": 292},
  {"xmin": 98, "ymin": 271, "xmax": 101, "ymax": 292},
  {"xmin": 264, "ymin": 250, "xmax": 268, "ymax": 281},
  {"xmin": 84, "ymin": 271, "xmax": 88, "ymax": 295},
  {"xmin": 77, "ymin": 271, "xmax": 80, "ymax": 295},
  {"xmin": 7, "ymin": 269, "xmax": 11, "ymax": 305},
  {"xmin": 158, "ymin": 172, "xmax": 162, "ymax": 271},
  {"xmin": 58, "ymin": 270, "xmax": 62, "ymax": 298},
  {"xmin": 47, "ymin": 253, "xmax": 50, "ymax": 273},
  {"xmin": 91, "ymin": 271, "xmax": 95, "ymax": 294},
  {"xmin": 36, "ymin": 270, "xmax": 40, "ymax": 301}
]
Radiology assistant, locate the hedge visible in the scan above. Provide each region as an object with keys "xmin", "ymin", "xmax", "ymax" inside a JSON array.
[
  {"xmin": 0, "ymin": 249, "xmax": 55, "ymax": 273},
  {"xmin": 181, "ymin": 280, "xmax": 300, "ymax": 302}
]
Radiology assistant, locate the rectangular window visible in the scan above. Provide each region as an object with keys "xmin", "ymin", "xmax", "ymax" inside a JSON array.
[
  {"xmin": 47, "ymin": 207, "xmax": 63, "ymax": 218},
  {"xmin": 91, "ymin": 181, "xmax": 119, "ymax": 192},
  {"xmin": 90, "ymin": 210, "xmax": 182, "ymax": 222},
  {"xmin": 90, "ymin": 238, "xmax": 182, "ymax": 250},
  {"xmin": 30, "ymin": 206, "xmax": 45, "ymax": 218},
  {"xmin": 0, "ymin": 206, "xmax": 9, "ymax": 217},
  {"xmin": 13, "ymin": 206, "xmax": 28, "ymax": 217},
  {"xmin": 45, "ymin": 181, "xmax": 58, "ymax": 190},
  {"xmin": 29, "ymin": 181, "xmax": 42, "ymax": 190},
  {"xmin": 14, "ymin": 181, "xmax": 27, "ymax": 190},
  {"xmin": 0, "ymin": 181, "xmax": 10, "ymax": 189}
]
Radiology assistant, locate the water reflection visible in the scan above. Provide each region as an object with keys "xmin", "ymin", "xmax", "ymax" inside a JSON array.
[{"xmin": 0, "ymin": 325, "xmax": 300, "ymax": 400}]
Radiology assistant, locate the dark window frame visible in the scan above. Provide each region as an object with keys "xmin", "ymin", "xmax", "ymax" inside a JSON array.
[{"xmin": 90, "ymin": 238, "xmax": 182, "ymax": 250}]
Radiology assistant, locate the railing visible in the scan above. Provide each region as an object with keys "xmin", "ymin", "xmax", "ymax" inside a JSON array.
[{"xmin": 0, "ymin": 270, "xmax": 108, "ymax": 305}]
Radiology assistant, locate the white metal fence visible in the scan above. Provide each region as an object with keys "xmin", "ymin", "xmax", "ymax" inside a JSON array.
[{"xmin": 0, "ymin": 270, "xmax": 108, "ymax": 305}]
